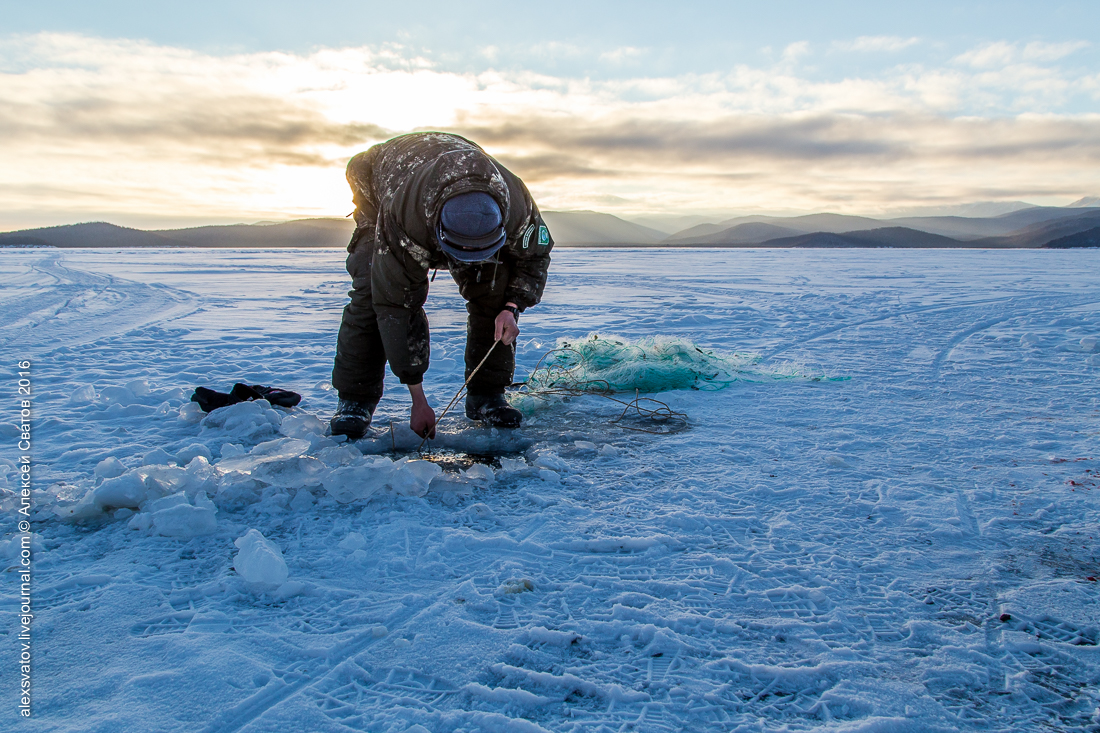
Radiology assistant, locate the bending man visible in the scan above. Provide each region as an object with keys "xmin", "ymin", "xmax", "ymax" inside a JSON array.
[{"xmin": 330, "ymin": 132, "xmax": 554, "ymax": 439}]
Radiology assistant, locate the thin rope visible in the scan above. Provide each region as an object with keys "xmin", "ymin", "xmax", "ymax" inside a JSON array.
[{"xmin": 418, "ymin": 338, "xmax": 500, "ymax": 452}]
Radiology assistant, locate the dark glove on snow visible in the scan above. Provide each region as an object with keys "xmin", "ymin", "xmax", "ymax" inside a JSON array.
[{"xmin": 190, "ymin": 383, "xmax": 302, "ymax": 413}]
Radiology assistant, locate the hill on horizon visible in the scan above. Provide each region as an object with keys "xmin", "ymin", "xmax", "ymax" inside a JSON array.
[
  {"xmin": 540, "ymin": 210, "xmax": 665, "ymax": 244},
  {"xmin": 1043, "ymin": 226, "xmax": 1100, "ymax": 248},
  {"xmin": 160, "ymin": 218, "xmax": 355, "ymax": 248},
  {"xmin": 0, "ymin": 219, "xmax": 356, "ymax": 249},
  {"xmin": 0, "ymin": 221, "xmax": 179, "ymax": 248},
  {"xmin": 762, "ymin": 227, "xmax": 971, "ymax": 249},
  {"xmin": 3, "ymin": 204, "xmax": 1100, "ymax": 249},
  {"xmin": 967, "ymin": 209, "xmax": 1100, "ymax": 248},
  {"xmin": 666, "ymin": 212, "xmax": 913, "ymax": 245}
]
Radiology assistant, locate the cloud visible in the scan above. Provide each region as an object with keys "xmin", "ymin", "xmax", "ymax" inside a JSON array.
[
  {"xmin": 0, "ymin": 92, "xmax": 389, "ymax": 167},
  {"xmin": 430, "ymin": 101, "xmax": 1100, "ymax": 217},
  {"xmin": 782, "ymin": 41, "xmax": 811, "ymax": 63},
  {"xmin": 452, "ymin": 110, "xmax": 1100, "ymax": 194},
  {"xmin": 0, "ymin": 34, "xmax": 400, "ymax": 170},
  {"xmin": 1, "ymin": 32, "xmax": 1098, "ymax": 227},
  {"xmin": 956, "ymin": 40, "xmax": 1089, "ymax": 69},
  {"xmin": 1022, "ymin": 41, "xmax": 1090, "ymax": 62},
  {"xmin": 599, "ymin": 46, "xmax": 647, "ymax": 65},
  {"xmin": 836, "ymin": 36, "xmax": 920, "ymax": 53},
  {"xmin": 460, "ymin": 114, "xmax": 901, "ymax": 171},
  {"xmin": 955, "ymin": 42, "xmax": 1018, "ymax": 69}
]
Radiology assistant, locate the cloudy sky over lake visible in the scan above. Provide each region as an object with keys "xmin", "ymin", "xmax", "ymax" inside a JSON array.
[{"xmin": 3, "ymin": 1, "xmax": 1099, "ymax": 229}]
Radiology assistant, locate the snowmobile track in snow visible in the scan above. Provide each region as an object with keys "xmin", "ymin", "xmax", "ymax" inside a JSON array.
[
  {"xmin": 198, "ymin": 604, "xmax": 434, "ymax": 733},
  {"xmin": 0, "ymin": 252, "xmax": 199, "ymax": 353}
]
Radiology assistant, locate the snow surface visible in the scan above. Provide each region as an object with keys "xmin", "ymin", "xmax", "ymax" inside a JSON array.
[{"xmin": 2, "ymin": 247, "xmax": 1100, "ymax": 732}]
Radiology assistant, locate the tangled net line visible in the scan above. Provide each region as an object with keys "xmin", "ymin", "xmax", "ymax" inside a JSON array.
[
  {"xmin": 511, "ymin": 334, "xmax": 809, "ymax": 434},
  {"xmin": 516, "ymin": 364, "xmax": 688, "ymax": 435}
]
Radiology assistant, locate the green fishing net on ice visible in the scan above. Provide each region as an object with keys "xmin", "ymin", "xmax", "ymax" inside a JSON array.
[{"xmin": 511, "ymin": 334, "xmax": 839, "ymax": 415}]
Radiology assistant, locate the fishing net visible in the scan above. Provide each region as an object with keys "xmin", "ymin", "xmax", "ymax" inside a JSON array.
[
  {"xmin": 508, "ymin": 334, "xmax": 839, "ymax": 430},
  {"xmin": 519, "ymin": 334, "xmax": 819, "ymax": 394}
]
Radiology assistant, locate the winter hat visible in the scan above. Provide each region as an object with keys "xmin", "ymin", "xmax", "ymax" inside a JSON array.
[{"xmin": 437, "ymin": 191, "xmax": 506, "ymax": 262}]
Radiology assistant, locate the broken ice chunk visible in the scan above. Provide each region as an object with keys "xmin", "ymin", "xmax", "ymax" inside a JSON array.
[
  {"xmin": 142, "ymin": 448, "xmax": 176, "ymax": 466},
  {"xmin": 94, "ymin": 457, "xmax": 126, "ymax": 479},
  {"xmin": 498, "ymin": 457, "xmax": 527, "ymax": 473},
  {"xmin": 252, "ymin": 454, "xmax": 326, "ymax": 489},
  {"xmin": 289, "ymin": 488, "xmax": 315, "ymax": 511},
  {"xmin": 100, "ymin": 385, "xmax": 136, "ymax": 406},
  {"xmin": 93, "ymin": 472, "xmax": 147, "ymax": 510},
  {"xmin": 178, "ymin": 401, "xmax": 204, "ymax": 423},
  {"xmin": 149, "ymin": 491, "xmax": 218, "ymax": 538},
  {"xmin": 323, "ymin": 457, "xmax": 395, "ymax": 503},
  {"xmin": 176, "ymin": 443, "xmax": 213, "ymax": 465},
  {"xmin": 125, "ymin": 378, "xmax": 150, "ymax": 396},
  {"xmin": 125, "ymin": 379, "xmax": 151, "ymax": 397},
  {"xmin": 389, "ymin": 460, "xmax": 442, "ymax": 497},
  {"xmin": 316, "ymin": 444, "xmax": 365, "ymax": 467},
  {"xmin": 216, "ymin": 437, "xmax": 310, "ymax": 473},
  {"xmin": 220, "ymin": 443, "xmax": 246, "ymax": 459},
  {"xmin": 233, "ymin": 529, "xmax": 289, "ymax": 587},
  {"xmin": 180, "ymin": 456, "xmax": 219, "ymax": 497},
  {"xmin": 68, "ymin": 384, "xmax": 96, "ymax": 405},
  {"xmin": 463, "ymin": 463, "xmax": 495, "ymax": 487},
  {"xmin": 128, "ymin": 512, "xmax": 153, "ymax": 531},
  {"xmin": 280, "ymin": 412, "xmax": 326, "ymax": 438},
  {"xmin": 533, "ymin": 452, "xmax": 568, "ymax": 472},
  {"xmin": 200, "ymin": 399, "xmax": 281, "ymax": 439}
]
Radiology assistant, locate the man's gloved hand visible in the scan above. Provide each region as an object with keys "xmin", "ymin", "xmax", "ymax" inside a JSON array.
[{"xmin": 494, "ymin": 303, "xmax": 521, "ymax": 345}]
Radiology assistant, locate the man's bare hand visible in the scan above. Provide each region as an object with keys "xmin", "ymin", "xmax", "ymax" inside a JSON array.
[
  {"xmin": 494, "ymin": 305, "xmax": 520, "ymax": 345},
  {"xmin": 408, "ymin": 383, "xmax": 436, "ymax": 439},
  {"xmin": 411, "ymin": 402, "xmax": 436, "ymax": 439}
]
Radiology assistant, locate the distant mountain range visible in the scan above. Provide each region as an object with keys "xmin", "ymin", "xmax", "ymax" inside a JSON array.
[
  {"xmin": 0, "ymin": 218, "xmax": 354, "ymax": 249},
  {"xmin": 3, "ymin": 204, "xmax": 1100, "ymax": 249}
]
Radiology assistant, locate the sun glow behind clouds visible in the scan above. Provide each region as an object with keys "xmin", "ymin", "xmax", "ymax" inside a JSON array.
[{"xmin": 0, "ymin": 32, "xmax": 1098, "ymax": 229}]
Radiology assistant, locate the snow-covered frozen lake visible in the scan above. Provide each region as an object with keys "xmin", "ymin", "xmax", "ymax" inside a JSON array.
[{"xmin": 2, "ymin": 247, "xmax": 1099, "ymax": 732}]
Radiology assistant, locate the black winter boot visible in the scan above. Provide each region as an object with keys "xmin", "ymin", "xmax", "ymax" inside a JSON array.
[
  {"xmin": 465, "ymin": 392, "xmax": 522, "ymax": 428},
  {"xmin": 330, "ymin": 398, "xmax": 378, "ymax": 439}
]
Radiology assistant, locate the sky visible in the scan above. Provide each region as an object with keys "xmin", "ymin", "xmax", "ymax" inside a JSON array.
[{"xmin": 2, "ymin": 1, "xmax": 1100, "ymax": 230}]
